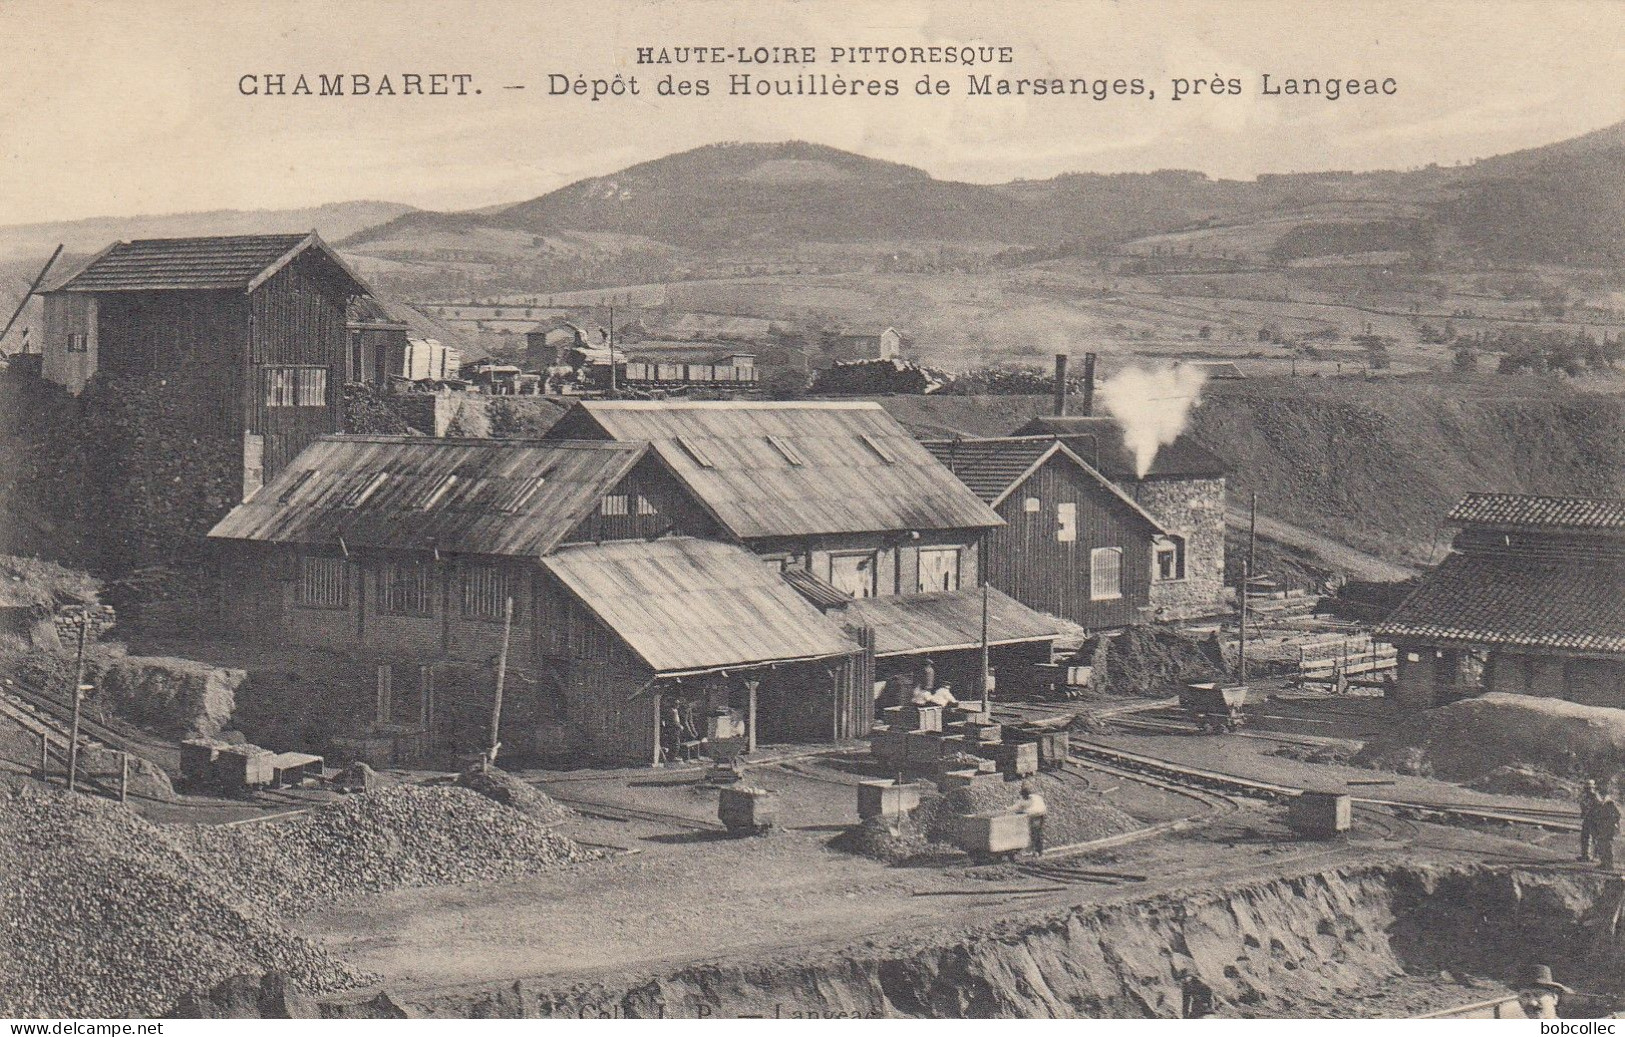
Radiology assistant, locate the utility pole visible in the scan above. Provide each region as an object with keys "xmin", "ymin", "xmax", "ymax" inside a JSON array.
[
  {"xmin": 607, "ymin": 305, "xmax": 618, "ymax": 396},
  {"xmin": 487, "ymin": 596, "xmax": 513, "ymax": 769},
  {"xmin": 66, "ymin": 618, "xmax": 89, "ymax": 792},
  {"xmin": 1238, "ymin": 560, "xmax": 1250, "ymax": 686},
  {"xmin": 1248, "ymin": 491, "xmax": 1258, "ymax": 577}
]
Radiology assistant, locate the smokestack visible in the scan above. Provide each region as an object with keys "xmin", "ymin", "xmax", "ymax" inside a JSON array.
[
  {"xmin": 1053, "ymin": 354, "xmax": 1069, "ymax": 416},
  {"xmin": 1081, "ymin": 352, "xmax": 1097, "ymax": 417}
]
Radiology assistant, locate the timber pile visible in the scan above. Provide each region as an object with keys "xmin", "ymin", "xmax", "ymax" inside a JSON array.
[
  {"xmin": 0, "ymin": 786, "xmax": 369, "ymax": 1018},
  {"xmin": 175, "ymin": 785, "xmax": 598, "ymax": 916}
]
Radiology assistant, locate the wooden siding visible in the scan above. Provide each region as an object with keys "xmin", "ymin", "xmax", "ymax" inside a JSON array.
[
  {"xmin": 987, "ymin": 458, "xmax": 1154, "ymax": 630},
  {"xmin": 560, "ymin": 454, "xmax": 722, "ymax": 545},
  {"xmin": 40, "ymin": 293, "xmax": 98, "ymax": 394},
  {"xmin": 749, "ymin": 530, "xmax": 981, "ymax": 597},
  {"xmin": 248, "ymin": 252, "xmax": 349, "ymax": 480}
]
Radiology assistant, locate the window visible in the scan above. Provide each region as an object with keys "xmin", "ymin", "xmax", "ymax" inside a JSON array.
[
  {"xmin": 918, "ymin": 547, "xmax": 961, "ymax": 592},
  {"xmin": 493, "ymin": 467, "xmax": 554, "ymax": 514},
  {"xmin": 461, "ymin": 563, "xmax": 517, "ymax": 622},
  {"xmin": 1155, "ymin": 535, "xmax": 1187, "ymax": 581},
  {"xmin": 858, "ymin": 433, "xmax": 896, "ymax": 464},
  {"xmin": 264, "ymin": 366, "xmax": 329, "ymax": 407},
  {"xmin": 1091, "ymin": 547, "xmax": 1124, "ymax": 601},
  {"xmin": 67, "ymin": 332, "xmax": 88, "ymax": 353},
  {"xmin": 830, "ymin": 552, "xmax": 878, "ymax": 599},
  {"xmin": 297, "ymin": 556, "xmax": 350, "ymax": 609},
  {"xmin": 636, "ymin": 494, "xmax": 658, "ymax": 516},
  {"xmin": 765, "ymin": 435, "xmax": 805, "ymax": 466},
  {"xmin": 376, "ymin": 560, "xmax": 434, "ymax": 616},
  {"xmin": 600, "ymin": 493, "xmax": 629, "ymax": 516},
  {"xmin": 278, "ymin": 468, "xmax": 320, "ymax": 504},
  {"xmin": 419, "ymin": 474, "xmax": 457, "ymax": 511},
  {"xmin": 1056, "ymin": 502, "xmax": 1078, "ymax": 542},
  {"xmin": 341, "ymin": 471, "xmax": 389, "ymax": 508},
  {"xmin": 1023, "ymin": 497, "xmax": 1041, "ymax": 513}
]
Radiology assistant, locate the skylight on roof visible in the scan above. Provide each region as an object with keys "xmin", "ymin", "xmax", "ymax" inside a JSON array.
[
  {"xmin": 675, "ymin": 435, "xmax": 716, "ymax": 469},
  {"xmin": 277, "ymin": 469, "xmax": 320, "ymax": 504},
  {"xmin": 765, "ymin": 435, "xmax": 804, "ymax": 466},
  {"xmin": 859, "ymin": 433, "xmax": 897, "ymax": 464},
  {"xmin": 420, "ymin": 474, "xmax": 458, "ymax": 510},
  {"xmin": 494, "ymin": 470, "xmax": 551, "ymax": 514},
  {"xmin": 340, "ymin": 472, "xmax": 388, "ymax": 508}
]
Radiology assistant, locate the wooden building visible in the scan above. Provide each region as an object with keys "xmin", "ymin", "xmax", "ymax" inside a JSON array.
[
  {"xmin": 1376, "ymin": 493, "xmax": 1625, "ymax": 711},
  {"xmin": 1012, "ymin": 415, "xmax": 1228, "ymax": 621},
  {"xmin": 545, "ymin": 401, "xmax": 1069, "ymax": 689},
  {"xmin": 207, "ymin": 434, "xmax": 868, "ymax": 763},
  {"xmin": 923, "ymin": 436, "xmax": 1167, "ymax": 631},
  {"xmin": 345, "ymin": 295, "xmax": 467, "ymax": 387},
  {"xmin": 41, "ymin": 232, "xmax": 371, "ymax": 496}
]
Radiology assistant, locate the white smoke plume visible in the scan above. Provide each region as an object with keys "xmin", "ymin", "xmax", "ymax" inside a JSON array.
[{"xmin": 1096, "ymin": 364, "xmax": 1210, "ymax": 478}]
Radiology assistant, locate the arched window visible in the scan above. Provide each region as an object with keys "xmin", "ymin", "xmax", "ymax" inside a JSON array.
[{"xmin": 1155, "ymin": 534, "xmax": 1187, "ymax": 581}]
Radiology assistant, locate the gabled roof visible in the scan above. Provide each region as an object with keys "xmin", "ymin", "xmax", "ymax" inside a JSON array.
[
  {"xmin": 541, "ymin": 538, "xmax": 860, "ymax": 676},
  {"xmin": 1010, "ymin": 415, "xmax": 1227, "ymax": 479},
  {"xmin": 545, "ymin": 401, "xmax": 1004, "ymax": 539},
  {"xmin": 1374, "ymin": 553, "xmax": 1625, "ymax": 654},
  {"xmin": 50, "ymin": 232, "xmax": 368, "ymax": 295},
  {"xmin": 1448, "ymin": 493, "xmax": 1625, "ymax": 532},
  {"xmin": 837, "ymin": 587, "xmax": 1068, "ymax": 657},
  {"xmin": 207, "ymin": 436, "xmax": 645, "ymax": 557},
  {"xmin": 920, "ymin": 435, "xmax": 1166, "ymax": 533}
]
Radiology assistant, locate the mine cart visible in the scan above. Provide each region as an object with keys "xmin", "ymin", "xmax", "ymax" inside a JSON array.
[
  {"xmin": 955, "ymin": 811, "xmax": 1031, "ymax": 862},
  {"xmin": 1179, "ymin": 682, "xmax": 1248, "ymax": 733}
]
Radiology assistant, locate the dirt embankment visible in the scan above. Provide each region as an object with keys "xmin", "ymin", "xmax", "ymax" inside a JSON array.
[
  {"xmin": 379, "ymin": 864, "xmax": 1622, "ymax": 1019},
  {"xmin": 878, "ymin": 379, "xmax": 1625, "ymax": 569}
]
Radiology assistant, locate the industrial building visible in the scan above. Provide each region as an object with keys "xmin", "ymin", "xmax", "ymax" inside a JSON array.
[
  {"xmin": 1376, "ymin": 493, "xmax": 1625, "ymax": 710},
  {"xmin": 38, "ymin": 232, "xmax": 371, "ymax": 496}
]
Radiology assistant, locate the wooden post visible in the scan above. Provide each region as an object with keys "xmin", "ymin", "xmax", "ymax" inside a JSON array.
[
  {"xmin": 488, "ymin": 596, "xmax": 513, "ymax": 767},
  {"xmin": 39, "ymin": 731, "xmax": 49, "ymax": 777},
  {"xmin": 1238, "ymin": 560, "xmax": 1250, "ymax": 685},
  {"xmin": 979, "ymin": 580, "xmax": 992, "ymax": 714},
  {"xmin": 1248, "ymin": 491, "xmax": 1258, "ymax": 577},
  {"xmin": 66, "ymin": 618, "xmax": 89, "ymax": 793},
  {"xmin": 745, "ymin": 679, "xmax": 759, "ymax": 753},
  {"xmin": 119, "ymin": 752, "xmax": 129, "ymax": 804}
]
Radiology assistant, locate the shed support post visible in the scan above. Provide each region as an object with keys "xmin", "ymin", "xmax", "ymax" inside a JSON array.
[
  {"xmin": 745, "ymin": 679, "xmax": 759, "ymax": 754},
  {"xmin": 39, "ymin": 731, "xmax": 49, "ymax": 777},
  {"xmin": 119, "ymin": 752, "xmax": 129, "ymax": 804}
]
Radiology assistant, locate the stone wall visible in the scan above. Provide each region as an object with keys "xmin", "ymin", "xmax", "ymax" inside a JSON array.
[{"xmin": 1129, "ymin": 476, "xmax": 1227, "ymax": 622}]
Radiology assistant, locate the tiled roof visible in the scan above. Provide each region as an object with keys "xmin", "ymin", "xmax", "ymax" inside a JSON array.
[
  {"xmin": 53, "ymin": 233, "xmax": 365, "ymax": 293},
  {"xmin": 920, "ymin": 436, "xmax": 1165, "ymax": 532},
  {"xmin": 1374, "ymin": 553, "xmax": 1625, "ymax": 654},
  {"xmin": 208, "ymin": 436, "xmax": 644, "ymax": 557},
  {"xmin": 1448, "ymin": 493, "xmax": 1625, "ymax": 531},
  {"xmin": 541, "ymin": 538, "xmax": 859, "ymax": 675},
  {"xmin": 546, "ymin": 401, "xmax": 1004, "ymax": 539},
  {"xmin": 1010, "ymin": 416, "xmax": 1227, "ymax": 479},
  {"xmin": 837, "ymin": 587, "xmax": 1068, "ymax": 657}
]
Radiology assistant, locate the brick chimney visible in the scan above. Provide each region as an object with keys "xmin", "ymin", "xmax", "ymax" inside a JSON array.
[
  {"xmin": 1081, "ymin": 352, "xmax": 1096, "ymax": 416},
  {"xmin": 1053, "ymin": 354, "xmax": 1068, "ymax": 416}
]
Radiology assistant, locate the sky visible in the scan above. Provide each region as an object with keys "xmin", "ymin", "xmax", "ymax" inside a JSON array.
[{"xmin": 2, "ymin": 0, "xmax": 1624, "ymax": 224}]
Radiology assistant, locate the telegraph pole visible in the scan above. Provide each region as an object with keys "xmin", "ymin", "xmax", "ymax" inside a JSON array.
[
  {"xmin": 487, "ymin": 596, "xmax": 513, "ymax": 769},
  {"xmin": 66, "ymin": 618, "xmax": 89, "ymax": 792},
  {"xmin": 1248, "ymin": 491, "xmax": 1259, "ymax": 577},
  {"xmin": 1238, "ymin": 560, "xmax": 1250, "ymax": 685}
]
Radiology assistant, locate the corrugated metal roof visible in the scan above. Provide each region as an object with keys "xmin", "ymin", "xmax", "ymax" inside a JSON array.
[
  {"xmin": 548, "ymin": 401, "xmax": 1004, "ymax": 539},
  {"xmin": 52, "ymin": 232, "xmax": 366, "ymax": 294},
  {"xmin": 207, "ymin": 436, "xmax": 645, "ymax": 557},
  {"xmin": 838, "ymin": 587, "xmax": 1067, "ymax": 657},
  {"xmin": 542, "ymin": 538, "xmax": 860, "ymax": 675},
  {"xmin": 1010, "ymin": 416, "xmax": 1227, "ymax": 479},
  {"xmin": 919, "ymin": 436, "xmax": 1166, "ymax": 533},
  {"xmin": 1374, "ymin": 553, "xmax": 1625, "ymax": 654},
  {"xmin": 1448, "ymin": 493, "xmax": 1625, "ymax": 531}
]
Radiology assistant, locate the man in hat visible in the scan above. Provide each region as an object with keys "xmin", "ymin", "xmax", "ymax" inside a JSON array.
[
  {"xmin": 1513, "ymin": 964, "xmax": 1571, "ymax": 1019},
  {"xmin": 1580, "ymin": 779, "xmax": 1605, "ymax": 862}
]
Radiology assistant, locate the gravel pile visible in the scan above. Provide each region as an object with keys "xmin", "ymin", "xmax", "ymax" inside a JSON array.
[
  {"xmin": 175, "ymin": 784, "xmax": 597, "ymax": 916},
  {"xmin": 454, "ymin": 765, "xmax": 572, "ymax": 823},
  {"xmin": 0, "ymin": 786, "xmax": 369, "ymax": 1019}
]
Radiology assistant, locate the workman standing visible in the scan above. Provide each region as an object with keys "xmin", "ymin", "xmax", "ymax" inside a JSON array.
[
  {"xmin": 1595, "ymin": 792, "xmax": 1622, "ymax": 871},
  {"xmin": 1581, "ymin": 779, "xmax": 1605, "ymax": 862},
  {"xmin": 1014, "ymin": 781, "xmax": 1048, "ymax": 856},
  {"xmin": 919, "ymin": 658, "xmax": 937, "ymax": 695}
]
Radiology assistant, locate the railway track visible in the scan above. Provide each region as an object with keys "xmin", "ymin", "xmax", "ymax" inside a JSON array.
[{"xmin": 0, "ymin": 674, "xmax": 170, "ymax": 761}]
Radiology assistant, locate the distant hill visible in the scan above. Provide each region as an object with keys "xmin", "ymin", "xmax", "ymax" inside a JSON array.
[{"xmin": 0, "ymin": 200, "xmax": 417, "ymax": 264}]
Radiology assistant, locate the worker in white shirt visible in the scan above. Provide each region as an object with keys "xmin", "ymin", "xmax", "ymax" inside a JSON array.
[{"xmin": 1014, "ymin": 781, "xmax": 1048, "ymax": 856}]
